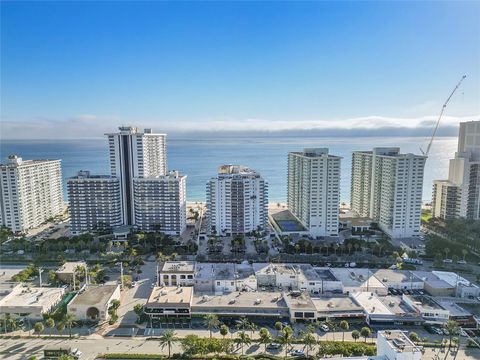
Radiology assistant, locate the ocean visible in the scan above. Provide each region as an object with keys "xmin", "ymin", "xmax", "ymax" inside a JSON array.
[{"xmin": 1, "ymin": 135, "xmax": 458, "ymax": 203}]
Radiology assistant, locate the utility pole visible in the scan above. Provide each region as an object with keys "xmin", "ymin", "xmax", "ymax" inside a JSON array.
[
  {"xmin": 38, "ymin": 267, "xmax": 43, "ymax": 287},
  {"xmin": 85, "ymin": 264, "xmax": 88, "ymax": 285}
]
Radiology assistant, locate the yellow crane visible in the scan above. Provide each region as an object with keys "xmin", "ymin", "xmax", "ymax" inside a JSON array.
[{"xmin": 421, "ymin": 74, "xmax": 467, "ymax": 157}]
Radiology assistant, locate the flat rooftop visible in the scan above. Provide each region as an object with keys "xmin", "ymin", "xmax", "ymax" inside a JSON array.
[
  {"xmin": 147, "ymin": 286, "xmax": 193, "ymax": 307},
  {"xmin": 270, "ymin": 210, "xmax": 307, "ymax": 232},
  {"xmin": 192, "ymin": 291, "xmax": 288, "ymax": 316},
  {"xmin": 56, "ymin": 261, "xmax": 86, "ymax": 274},
  {"xmin": 283, "ymin": 291, "xmax": 316, "ymax": 311},
  {"xmin": 373, "ymin": 269, "xmax": 423, "ymax": 284},
  {"xmin": 160, "ymin": 261, "xmax": 196, "ymax": 273},
  {"xmin": 411, "ymin": 271, "xmax": 452, "ymax": 289},
  {"xmin": 299, "ymin": 265, "xmax": 337, "ymax": 282},
  {"xmin": 436, "ymin": 299, "xmax": 472, "ymax": 317},
  {"xmin": 69, "ymin": 285, "xmax": 118, "ymax": 306},
  {"xmin": 311, "ymin": 295, "xmax": 363, "ymax": 314},
  {"xmin": 404, "ymin": 295, "xmax": 444, "ymax": 311},
  {"xmin": 351, "ymin": 292, "xmax": 393, "ymax": 316},
  {"xmin": 433, "ymin": 271, "xmax": 477, "ymax": 288},
  {"xmin": 0, "ymin": 285, "xmax": 64, "ymax": 308},
  {"xmin": 330, "ymin": 268, "xmax": 386, "ymax": 289},
  {"xmin": 379, "ymin": 330, "xmax": 421, "ymax": 354}
]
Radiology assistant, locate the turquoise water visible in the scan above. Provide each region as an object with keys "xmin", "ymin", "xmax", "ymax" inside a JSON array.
[{"xmin": 1, "ymin": 135, "xmax": 457, "ymax": 202}]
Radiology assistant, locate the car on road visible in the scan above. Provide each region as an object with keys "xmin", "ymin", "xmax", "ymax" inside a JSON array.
[
  {"xmin": 443, "ymin": 259, "xmax": 453, "ymax": 263},
  {"xmin": 320, "ymin": 324, "xmax": 329, "ymax": 332},
  {"xmin": 289, "ymin": 349, "xmax": 305, "ymax": 357},
  {"xmin": 457, "ymin": 260, "xmax": 467, "ymax": 264},
  {"xmin": 267, "ymin": 343, "xmax": 281, "ymax": 350}
]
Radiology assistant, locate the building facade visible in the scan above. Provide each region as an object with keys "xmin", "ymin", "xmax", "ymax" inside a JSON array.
[
  {"xmin": 432, "ymin": 121, "xmax": 480, "ymax": 220},
  {"xmin": 351, "ymin": 148, "xmax": 426, "ymax": 238},
  {"xmin": 287, "ymin": 148, "xmax": 341, "ymax": 237},
  {"xmin": 0, "ymin": 155, "xmax": 64, "ymax": 233},
  {"xmin": 105, "ymin": 126, "xmax": 167, "ymax": 225},
  {"xmin": 206, "ymin": 165, "xmax": 268, "ymax": 235},
  {"xmin": 133, "ymin": 171, "xmax": 187, "ymax": 234},
  {"xmin": 67, "ymin": 171, "xmax": 122, "ymax": 235}
]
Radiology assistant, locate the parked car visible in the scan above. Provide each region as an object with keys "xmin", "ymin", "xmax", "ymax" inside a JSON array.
[
  {"xmin": 443, "ymin": 259, "xmax": 453, "ymax": 263},
  {"xmin": 457, "ymin": 260, "xmax": 467, "ymax": 264},
  {"xmin": 320, "ymin": 324, "xmax": 329, "ymax": 332},
  {"xmin": 289, "ymin": 350, "xmax": 305, "ymax": 357},
  {"xmin": 267, "ymin": 343, "xmax": 281, "ymax": 350}
]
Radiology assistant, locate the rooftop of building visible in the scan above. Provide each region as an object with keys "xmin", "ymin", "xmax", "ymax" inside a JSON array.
[
  {"xmin": 0, "ymin": 284, "xmax": 64, "ymax": 309},
  {"xmin": 379, "ymin": 330, "xmax": 421, "ymax": 354},
  {"xmin": 377, "ymin": 295, "xmax": 413, "ymax": 315},
  {"xmin": 56, "ymin": 261, "xmax": 87, "ymax": 274},
  {"xmin": 270, "ymin": 210, "xmax": 307, "ymax": 232},
  {"xmin": 216, "ymin": 164, "xmax": 260, "ymax": 176},
  {"xmin": 105, "ymin": 126, "xmax": 166, "ymax": 136},
  {"xmin": 435, "ymin": 299, "xmax": 472, "ymax": 317},
  {"xmin": 147, "ymin": 286, "xmax": 193, "ymax": 307},
  {"xmin": 283, "ymin": 290, "xmax": 316, "ymax": 311},
  {"xmin": 160, "ymin": 261, "xmax": 196, "ymax": 273},
  {"xmin": 373, "ymin": 269, "xmax": 422, "ymax": 284},
  {"xmin": 192, "ymin": 291, "xmax": 287, "ymax": 312},
  {"xmin": 299, "ymin": 265, "xmax": 338, "ymax": 282},
  {"xmin": 69, "ymin": 285, "xmax": 118, "ymax": 307},
  {"xmin": 1, "ymin": 155, "xmax": 61, "ymax": 167},
  {"xmin": 411, "ymin": 271, "xmax": 453, "ymax": 289},
  {"xmin": 432, "ymin": 271, "xmax": 477, "ymax": 288},
  {"xmin": 353, "ymin": 147, "xmax": 426, "ymax": 159},
  {"xmin": 330, "ymin": 268, "xmax": 386, "ymax": 289},
  {"xmin": 311, "ymin": 295, "xmax": 363, "ymax": 314},
  {"xmin": 69, "ymin": 171, "xmax": 117, "ymax": 180},
  {"xmin": 351, "ymin": 292, "xmax": 393, "ymax": 316},
  {"xmin": 289, "ymin": 148, "xmax": 341, "ymax": 158},
  {"xmin": 404, "ymin": 295, "xmax": 445, "ymax": 311},
  {"xmin": 338, "ymin": 217, "xmax": 373, "ymax": 227}
]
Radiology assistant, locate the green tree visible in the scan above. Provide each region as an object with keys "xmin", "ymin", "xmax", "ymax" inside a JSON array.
[
  {"xmin": 444, "ymin": 320, "xmax": 460, "ymax": 347},
  {"xmin": 259, "ymin": 327, "xmax": 272, "ymax": 354},
  {"xmin": 278, "ymin": 326, "xmax": 294, "ymax": 359},
  {"xmin": 159, "ymin": 329, "xmax": 176, "ymax": 358},
  {"xmin": 274, "ymin": 321, "xmax": 283, "ymax": 337},
  {"xmin": 61, "ymin": 313, "xmax": 76, "ymax": 338},
  {"xmin": 203, "ymin": 314, "xmax": 220, "ymax": 338},
  {"xmin": 301, "ymin": 331, "xmax": 316, "ymax": 357},
  {"xmin": 409, "ymin": 332, "xmax": 419, "ymax": 342},
  {"xmin": 236, "ymin": 317, "xmax": 251, "ymax": 332},
  {"xmin": 34, "ymin": 322, "xmax": 44, "ymax": 337},
  {"xmin": 133, "ymin": 304, "xmax": 143, "ymax": 316},
  {"xmin": 351, "ymin": 330, "xmax": 360, "ymax": 342},
  {"xmin": 339, "ymin": 320, "xmax": 349, "ymax": 342},
  {"xmin": 235, "ymin": 331, "xmax": 251, "ymax": 356},
  {"xmin": 45, "ymin": 318, "xmax": 55, "ymax": 330},
  {"xmin": 360, "ymin": 327, "xmax": 372, "ymax": 343},
  {"xmin": 220, "ymin": 324, "xmax": 229, "ymax": 339}
]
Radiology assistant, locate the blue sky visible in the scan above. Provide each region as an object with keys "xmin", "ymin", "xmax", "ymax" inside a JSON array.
[{"xmin": 1, "ymin": 1, "xmax": 479, "ymax": 138}]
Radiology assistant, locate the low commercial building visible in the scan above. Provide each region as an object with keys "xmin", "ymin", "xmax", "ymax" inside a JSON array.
[
  {"xmin": 0, "ymin": 284, "xmax": 64, "ymax": 320},
  {"xmin": 402, "ymin": 295, "xmax": 449, "ymax": 325},
  {"xmin": 377, "ymin": 330, "xmax": 422, "ymax": 360},
  {"xmin": 352, "ymin": 292, "xmax": 422, "ymax": 325},
  {"xmin": 330, "ymin": 268, "xmax": 388, "ymax": 295},
  {"xmin": 194, "ymin": 262, "xmax": 256, "ymax": 293},
  {"xmin": 297, "ymin": 265, "xmax": 342, "ymax": 294},
  {"xmin": 283, "ymin": 291, "xmax": 317, "ymax": 322},
  {"xmin": 373, "ymin": 269, "xmax": 424, "ymax": 291},
  {"xmin": 435, "ymin": 299, "xmax": 477, "ymax": 327},
  {"xmin": 311, "ymin": 295, "xmax": 364, "ymax": 321},
  {"xmin": 339, "ymin": 216, "xmax": 373, "ymax": 233},
  {"xmin": 67, "ymin": 284, "xmax": 120, "ymax": 321},
  {"xmin": 433, "ymin": 271, "xmax": 480, "ymax": 298},
  {"xmin": 144, "ymin": 286, "xmax": 193, "ymax": 319},
  {"xmin": 55, "ymin": 261, "xmax": 87, "ymax": 283},
  {"xmin": 192, "ymin": 291, "xmax": 289, "ymax": 319},
  {"xmin": 159, "ymin": 261, "xmax": 196, "ymax": 287}
]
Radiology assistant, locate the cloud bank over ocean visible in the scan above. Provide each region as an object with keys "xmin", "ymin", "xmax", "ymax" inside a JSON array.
[{"xmin": 1, "ymin": 114, "xmax": 478, "ymax": 139}]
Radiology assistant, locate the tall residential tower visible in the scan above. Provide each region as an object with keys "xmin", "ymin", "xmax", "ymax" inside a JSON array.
[
  {"xmin": 207, "ymin": 165, "xmax": 268, "ymax": 236},
  {"xmin": 105, "ymin": 126, "xmax": 167, "ymax": 225},
  {"xmin": 432, "ymin": 121, "xmax": 480, "ymax": 220},
  {"xmin": 0, "ymin": 155, "xmax": 64, "ymax": 233},
  {"xmin": 287, "ymin": 148, "xmax": 341, "ymax": 237},
  {"xmin": 351, "ymin": 148, "xmax": 426, "ymax": 238}
]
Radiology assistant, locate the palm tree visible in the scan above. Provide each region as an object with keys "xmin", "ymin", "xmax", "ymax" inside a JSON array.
[
  {"xmin": 236, "ymin": 317, "xmax": 251, "ymax": 332},
  {"xmin": 444, "ymin": 320, "xmax": 460, "ymax": 347},
  {"xmin": 302, "ymin": 331, "xmax": 316, "ymax": 357},
  {"xmin": 235, "ymin": 331, "xmax": 251, "ymax": 355},
  {"xmin": 278, "ymin": 326, "xmax": 294, "ymax": 359},
  {"xmin": 159, "ymin": 329, "xmax": 176, "ymax": 358},
  {"xmin": 61, "ymin": 313, "xmax": 76, "ymax": 339},
  {"xmin": 259, "ymin": 327, "xmax": 272, "ymax": 354},
  {"xmin": 339, "ymin": 320, "xmax": 349, "ymax": 342},
  {"xmin": 203, "ymin": 314, "xmax": 220, "ymax": 338},
  {"xmin": 220, "ymin": 324, "xmax": 229, "ymax": 339},
  {"xmin": 34, "ymin": 322, "xmax": 44, "ymax": 338},
  {"xmin": 444, "ymin": 247, "xmax": 450, "ymax": 260},
  {"xmin": 274, "ymin": 321, "xmax": 283, "ymax": 337}
]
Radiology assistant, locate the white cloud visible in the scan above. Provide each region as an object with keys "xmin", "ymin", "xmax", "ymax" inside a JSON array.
[{"xmin": 1, "ymin": 114, "xmax": 478, "ymax": 139}]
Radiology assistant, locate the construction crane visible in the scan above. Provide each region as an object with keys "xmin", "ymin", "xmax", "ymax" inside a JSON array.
[{"xmin": 421, "ymin": 74, "xmax": 467, "ymax": 157}]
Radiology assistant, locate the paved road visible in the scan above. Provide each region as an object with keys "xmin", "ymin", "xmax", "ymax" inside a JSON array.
[{"xmin": 1, "ymin": 335, "xmax": 480, "ymax": 360}]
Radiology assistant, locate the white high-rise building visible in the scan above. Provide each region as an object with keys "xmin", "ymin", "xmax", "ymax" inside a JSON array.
[
  {"xmin": 351, "ymin": 148, "xmax": 426, "ymax": 239},
  {"xmin": 133, "ymin": 171, "xmax": 187, "ymax": 235},
  {"xmin": 287, "ymin": 148, "xmax": 341, "ymax": 237},
  {"xmin": 207, "ymin": 165, "xmax": 268, "ymax": 236},
  {"xmin": 0, "ymin": 155, "xmax": 64, "ymax": 233},
  {"xmin": 67, "ymin": 171, "xmax": 122, "ymax": 235},
  {"xmin": 432, "ymin": 121, "xmax": 480, "ymax": 220},
  {"xmin": 105, "ymin": 126, "xmax": 167, "ymax": 225}
]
